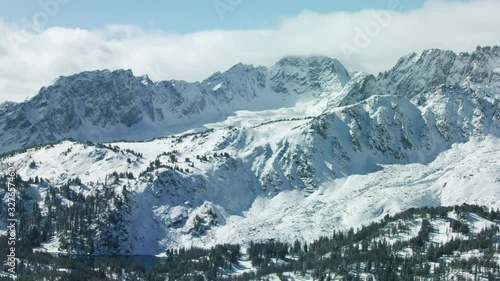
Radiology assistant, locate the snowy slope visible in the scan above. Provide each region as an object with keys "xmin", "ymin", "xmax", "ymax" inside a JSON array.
[
  {"xmin": 0, "ymin": 46, "xmax": 499, "ymax": 255},
  {"xmin": 1, "ymin": 115, "xmax": 498, "ymax": 254},
  {"xmin": 209, "ymin": 137, "xmax": 500, "ymax": 247},
  {"xmin": 1, "ymin": 136, "xmax": 498, "ymax": 256}
]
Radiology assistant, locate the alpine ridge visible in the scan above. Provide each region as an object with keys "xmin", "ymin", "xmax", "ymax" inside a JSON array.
[
  {"xmin": 0, "ymin": 56, "xmax": 351, "ymax": 154},
  {"xmin": 0, "ymin": 46, "xmax": 499, "ymax": 257}
]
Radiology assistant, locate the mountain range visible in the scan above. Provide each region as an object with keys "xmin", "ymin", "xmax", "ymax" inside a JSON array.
[{"xmin": 0, "ymin": 46, "xmax": 499, "ymax": 256}]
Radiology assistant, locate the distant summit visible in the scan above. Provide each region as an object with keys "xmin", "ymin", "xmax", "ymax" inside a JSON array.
[{"xmin": 0, "ymin": 46, "xmax": 499, "ymax": 154}]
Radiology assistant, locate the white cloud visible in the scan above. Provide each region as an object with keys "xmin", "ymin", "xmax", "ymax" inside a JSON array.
[{"xmin": 1, "ymin": 0, "xmax": 499, "ymax": 102}]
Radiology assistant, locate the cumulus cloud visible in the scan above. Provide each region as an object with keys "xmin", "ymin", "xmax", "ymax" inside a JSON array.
[{"xmin": 1, "ymin": 0, "xmax": 500, "ymax": 102}]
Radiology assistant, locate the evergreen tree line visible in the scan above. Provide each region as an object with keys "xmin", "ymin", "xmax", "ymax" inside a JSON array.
[
  {"xmin": 224, "ymin": 205, "xmax": 500, "ymax": 281},
  {"xmin": 1, "ymin": 174, "xmax": 500, "ymax": 280}
]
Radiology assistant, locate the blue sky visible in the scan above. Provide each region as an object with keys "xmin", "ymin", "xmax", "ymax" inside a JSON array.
[
  {"xmin": 0, "ymin": 0, "xmax": 497, "ymax": 103},
  {"xmin": 0, "ymin": 0, "xmax": 431, "ymax": 33}
]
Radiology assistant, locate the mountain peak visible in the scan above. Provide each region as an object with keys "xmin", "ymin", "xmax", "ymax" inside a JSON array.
[
  {"xmin": 394, "ymin": 46, "xmax": 500, "ymax": 69},
  {"xmin": 274, "ymin": 55, "xmax": 343, "ymax": 68},
  {"xmin": 52, "ymin": 69, "xmax": 136, "ymax": 86},
  {"xmin": 374, "ymin": 46, "xmax": 500, "ymax": 99},
  {"xmin": 475, "ymin": 45, "xmax": 500, "ymax": 53},
  {"xmin": 1, "ymin": 47, "xmax": 499, "ymax": 154},
  {"xmin": 271, "ymin": 55, "xmax": 351, "ymax": 88}
]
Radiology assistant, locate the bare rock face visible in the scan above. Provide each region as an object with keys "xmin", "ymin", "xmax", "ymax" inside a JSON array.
[{"xmin": 0, "ymin": 56, "xmax": 354, "ymax": 154}]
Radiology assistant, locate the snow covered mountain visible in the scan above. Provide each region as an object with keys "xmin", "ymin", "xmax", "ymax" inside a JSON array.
[
  {"xmin": 0, "ymin": 46, "xmax": 499, "ymax": 256},
  {"xmin": 335, "ymin": 46, "xmax": 500, "ymax": 106},
  {"xmin": 0, "ymin": 56, "xmax": 350, "ymax": 154}
]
